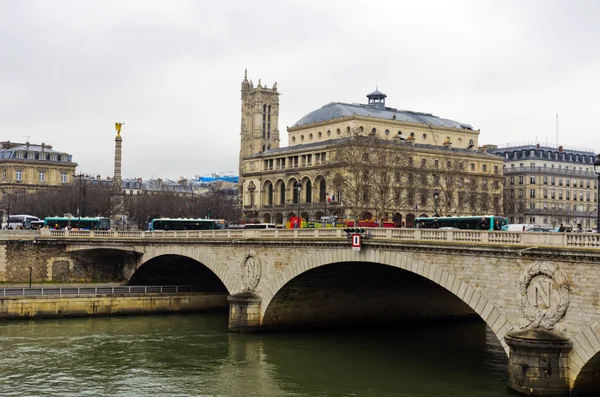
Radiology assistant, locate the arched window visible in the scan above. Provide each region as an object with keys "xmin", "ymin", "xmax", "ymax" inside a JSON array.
[
  {"xmin": 319, "ymin": 179, "xmax": 326, "ymax": 202},
  {"xmin": 305, "ymin": 180, "xmax": 312, "ymax": 203}
]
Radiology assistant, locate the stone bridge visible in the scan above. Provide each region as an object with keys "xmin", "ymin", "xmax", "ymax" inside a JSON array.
[{"xmin": 3, "ymin": 227, "xmax": 600, "ymax": 396}]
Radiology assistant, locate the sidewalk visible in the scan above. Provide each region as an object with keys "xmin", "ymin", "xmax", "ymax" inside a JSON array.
[{"xmin": 0, "ymin": 282, "xmax": 126, "ymax": 289}]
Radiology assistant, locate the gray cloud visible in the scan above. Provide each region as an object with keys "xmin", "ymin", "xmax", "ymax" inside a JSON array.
[{"xmin": 1, "ymin": 0, "xmax": 599, "ymax": 179}]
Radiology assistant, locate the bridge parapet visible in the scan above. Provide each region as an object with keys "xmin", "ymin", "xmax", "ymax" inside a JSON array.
[{"xmin": 36, "ymin": 228, "xmax": 600, "ymax": 248}]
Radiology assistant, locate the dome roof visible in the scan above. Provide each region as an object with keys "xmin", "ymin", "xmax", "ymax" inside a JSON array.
[
  {"xmin": 291, "ymin": 102, "xmax": 473, "ymax": 130},
  {"xmin": 366, "ymin": 89, "xmax": 387, "ymax": 98}
]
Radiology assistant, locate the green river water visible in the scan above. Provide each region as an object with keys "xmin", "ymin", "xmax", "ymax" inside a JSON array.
[{"xmin": 0, "ymin": 313, "xmax": 512, "ymax": 397}]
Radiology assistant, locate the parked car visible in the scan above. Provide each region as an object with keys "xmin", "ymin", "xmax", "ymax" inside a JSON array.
[
  {"xmin": 501, "ymin": 224, "xmax": 537, "ymax": 232},
  {"xmin": 526, "ymin": 227, "xmax": 557, "ymax": 232}
]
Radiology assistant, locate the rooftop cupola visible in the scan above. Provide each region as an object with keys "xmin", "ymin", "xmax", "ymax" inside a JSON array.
[{"xmin": 366, "ymin": 89, "xmax": 387, "ymax": 109}]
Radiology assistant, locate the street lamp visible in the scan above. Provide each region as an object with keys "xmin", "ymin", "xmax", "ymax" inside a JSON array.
[
  {"xmin": 433, "ymin": 188, "xmax": 440, "ymax": 217},
  {"xmin": 594, "ymin": 154, "xmax": 600, "ymax": 232},
  {"xmin": 73, "ymin": 173, "xmax": 87, "ymax": 229},
  {"xmin": 294, "ymin": 181, "xmax": 302, "ymax": 228},
  {"xmin": 28, "ymin": 266, "xmax": 33, "ymax": 288}
]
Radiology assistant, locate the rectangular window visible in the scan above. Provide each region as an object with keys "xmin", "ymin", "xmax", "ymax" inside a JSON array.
[
  {"xmin": 510, "ymin": 190, "xmax": 514, "ymax": 198},
  {"xmin": 529, "ymin": 189, "xmax": 535, "ymax": 198},
  {"xmin": 510, "ymin": 176, "xmax": 514, "ymax": 185},
  {"xmin": 587, "ymin": 180, "xmax": 590, "ymax": 189},
  {"xmin": 559, "ymin": 191, "xmax": 563, "ymax": 200},
  {"xmin": 434, "ymin": 159, "xmax": 439, "ymax": 167},
  {"xmin": 38, "ymin": 171, "xmax": 45, "ymax": 182},
  {"xmin": 61, "ymin": 173, "xmax": 67, "ymax": 183},
  {"xmin": 482, "ymin": 164, "xmax": 487, "ymax": 172},
  {"xmin": 566, "ymin": 191, "xmax": 570, "ymax": 200},
  {"xmin": 566, "ymin": 179, "xmax": 570, "ymax": 187},
  {"xmin": 551, "ymin": 177, "xmax": 555, "ymax": 185},
  {"xmin": 519, "ymin": 189, "xmax": 523, "ymax": 198},
  {"xmin": 580, "ymin": 180, "xmax": 584, "ymax": 188},
  {"xmin": 529, "ymin": 202, "xmax": 536, "ymax": 209},
  {"xmin": 530, "ymin": 176, "xmax": 536, "ymax": 184},
  {"xmin": 15, "ymin": 170, "xmax": 22, "ymax": 181},
  {"xmin": 544, "ymin": 189, "xmax": 548, "ymax": 199},
  {"xmin": 494, "ymin": 165, "xmax": 498, "ymax": 174},
  {"xmin": 470, "ymin": 163, "xmax": 475, "ymax": 171},
  {"xmin": 543, "ymin": 176, "xmax": 548, "ymax": 185},
  {"xmin": 558, "ymin": 178, "xmax": 563, "ymax": 186},
  {"xmin": 551, "ymin": 190, "xmax": 555, "ymax": 199}
]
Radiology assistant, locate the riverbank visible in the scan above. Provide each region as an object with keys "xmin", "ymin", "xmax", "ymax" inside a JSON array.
[{"xmin": 0, "ymin": 292, "xmax": 229, "ymax": 320}]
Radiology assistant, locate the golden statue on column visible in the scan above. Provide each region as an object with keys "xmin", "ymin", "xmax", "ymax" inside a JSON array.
[{"xmin": 115, "ymin": 122, "xmax": 125, "ymax": 136}]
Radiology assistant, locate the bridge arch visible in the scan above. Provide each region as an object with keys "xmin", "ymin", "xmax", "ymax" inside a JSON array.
[
  {"xmin": 138, "ymin": 246, "xmax": 235, "ymax": 293},
  {"xmin": 260, "ymin": 248, "xmax": 514, "ymax": 354},
  {"xmin": 569, "ymin": 322, "xmax": 600, "ymax": 394}
]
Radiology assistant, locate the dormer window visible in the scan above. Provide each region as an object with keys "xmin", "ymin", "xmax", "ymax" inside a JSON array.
[
  {"xmin": 50, "ymin": 154, "xmax": 57, "ymax": 161},
  {"xmin": 16, "ymin": 151, "xmax": 23, "ymax": 159}
]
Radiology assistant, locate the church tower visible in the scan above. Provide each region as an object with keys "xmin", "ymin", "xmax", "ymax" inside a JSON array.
[{"xmin": 239, "ymin": 69, "xmax": 280, "ymax": 160}]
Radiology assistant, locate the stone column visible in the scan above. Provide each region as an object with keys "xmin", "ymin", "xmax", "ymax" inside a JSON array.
[
  {"xmin": 227, "ymin": 292, "xmax": 262, "ymax": 332},
  {"xmin": 505, "ymin": 329, "xmax": 572, "ymax": 396},
  {"xmin": 114, "ymin": 133, "xmax": 122, "ymax": 186}
]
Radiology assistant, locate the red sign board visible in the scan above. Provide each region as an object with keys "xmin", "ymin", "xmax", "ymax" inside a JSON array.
[{"xmin": 351, "ymin": 233, "xmax": 361, "ymax": 251}]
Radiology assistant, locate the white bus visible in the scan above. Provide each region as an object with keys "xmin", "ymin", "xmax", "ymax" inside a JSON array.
[
  {"xmin": 243, "ymin": 223, "xmax": 277, "ymax": 229},
  {"xmin": 2, "ymin": 214, "xmax": 40, "ymax": 230}
]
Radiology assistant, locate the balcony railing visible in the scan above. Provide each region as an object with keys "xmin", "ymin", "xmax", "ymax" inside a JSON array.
[{"xmin": 504, "ymin": 166, "xmax": 596, "ymax": 177}]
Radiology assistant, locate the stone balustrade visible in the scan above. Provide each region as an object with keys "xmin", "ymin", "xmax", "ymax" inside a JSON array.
[{"xmin": 25, "ymin": 228, "xmax": 600, "ymax": 248}]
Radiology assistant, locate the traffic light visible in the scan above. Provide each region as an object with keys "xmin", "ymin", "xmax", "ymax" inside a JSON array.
[{"xmin": 207, "ymin": 209, "xmax": 211, "ymax": 219}]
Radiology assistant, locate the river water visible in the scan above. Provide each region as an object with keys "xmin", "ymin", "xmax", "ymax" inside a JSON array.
[{"xmin": 0, "ymin": 313, "xmax": 512, "ymax": 397}]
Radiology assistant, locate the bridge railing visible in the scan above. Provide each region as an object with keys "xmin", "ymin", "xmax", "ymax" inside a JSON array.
[
  {"xmin": 36, "ymin": 228, "xmax": 600, "ymax": 248},
  {"xmin": 0, "ymin": 285, "xmax": 209, "ymax": 297}
]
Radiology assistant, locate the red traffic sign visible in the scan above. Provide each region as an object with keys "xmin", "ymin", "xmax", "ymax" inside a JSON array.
[{"xmin": 351, "ymin": 233, "xmax": 362, "ymax": 251}]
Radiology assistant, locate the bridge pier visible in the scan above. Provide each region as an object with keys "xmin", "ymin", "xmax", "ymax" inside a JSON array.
[
  {"xmin": 227, "ymin": 292, "xmax": 262, "ymax": 332},
  {"xmin": 505, "ymin": 330, "xmax": 572, "ymax": 396}
]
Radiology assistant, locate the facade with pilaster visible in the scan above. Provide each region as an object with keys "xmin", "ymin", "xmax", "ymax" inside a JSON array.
[
  {"xmin": 239, "ymin": 72, "xmax": 504, "ymax": 227},
  {"xmin": 487, "ymin": 143, "xmax": 598, "ymax": 229},
  {"xmin": 0, "ymin": 141, "xmax": 78, "ymax": 202}
]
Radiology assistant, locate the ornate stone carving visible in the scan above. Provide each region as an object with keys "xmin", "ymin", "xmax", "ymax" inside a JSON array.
[
  {"xmin": 518, "ymin": 261, "xmax": 569, "ymax": 330},
  {"xmin": 241, "ymin": 250, "xmax": 262, "ymax": 292}
]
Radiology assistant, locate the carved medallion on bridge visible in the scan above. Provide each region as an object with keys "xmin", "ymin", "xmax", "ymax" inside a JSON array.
[
  {"xmin": 241, "ymin": 250, "xmax": 262, "ymax": 292},
  {"xmin": 518, "ymin": 261, "xmax": 569, "ymax": 330}
]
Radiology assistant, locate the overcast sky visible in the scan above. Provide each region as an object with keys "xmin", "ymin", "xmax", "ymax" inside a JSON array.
[{"xmin": 2, "ymin": 0, "xmax": 599, "ymax": 180}]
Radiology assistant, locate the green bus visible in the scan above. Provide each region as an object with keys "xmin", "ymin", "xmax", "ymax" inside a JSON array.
[
  {"xmin": 414, "ymin": 215, "xmax": 508, "ymax": 231},
  {"xmin": 44, "ymin": 216, "xmax": 111, "ymax": 230},
  {"xmin": 148, "ymin": 218, "xmax": 225, "ymax": 231}
]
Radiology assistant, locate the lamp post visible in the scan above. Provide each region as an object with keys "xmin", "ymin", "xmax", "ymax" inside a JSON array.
[
  {"xmin": 73, "ymin": 173, "xmax": 87, "ymax": 229},
  {"xmin": 294, "ymin": 181, "xmax": 302, "ymax": 228},
  {"xmin": 594, "ymin": 154, "xmax": 600, "ymax": 232},
  {"xmin": 28, "ymin": 266, "xmax": 33, "ymax": 288},
  {"xmin": 433, "ymin": 188, "xmax": 440, "ymax": 217}
]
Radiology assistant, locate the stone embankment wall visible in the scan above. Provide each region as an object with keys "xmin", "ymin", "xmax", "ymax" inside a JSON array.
[
  {"xmin": 0, "ymin": 240, "xmax": 135, "ymax": 283},
  {"xmin": 0, "ymin": 293, "xmax": 228, "ymax": 319}
]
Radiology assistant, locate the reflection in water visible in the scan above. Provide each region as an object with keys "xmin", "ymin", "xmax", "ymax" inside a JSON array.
[{"xmin": 0, "ymin": 314, "xmax": 511, "ymax": 397}]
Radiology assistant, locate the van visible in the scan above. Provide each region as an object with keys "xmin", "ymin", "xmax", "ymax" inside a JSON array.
[{"xmin": 501, "ymin": 224, "xmax": 537, "ymax": 232}]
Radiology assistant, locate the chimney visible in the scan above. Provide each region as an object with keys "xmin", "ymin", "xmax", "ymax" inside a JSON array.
[{"xmin": 559, "ymin": 145, "xmax": 563, "ymax": 152}]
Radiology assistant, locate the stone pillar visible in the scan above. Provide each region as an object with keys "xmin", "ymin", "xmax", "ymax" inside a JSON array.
[
  {"xmin": 227, "ymin": 292, "xmax": 262, "ymax": 332},
  {"xmin": 505, "ymin": 329, "xmax": 572, "ymax": 396},
  {"xmin": 114, "ymin": 133, "xmax": 122, "ymax": 186}
]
